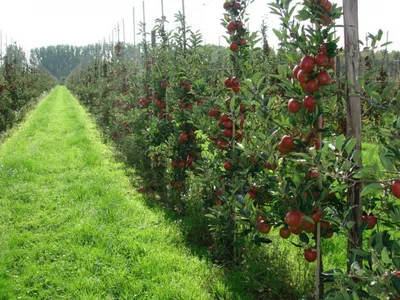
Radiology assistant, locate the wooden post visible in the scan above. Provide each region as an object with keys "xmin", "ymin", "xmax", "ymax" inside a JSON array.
[
  {"xmin": 316, "ymin": 116, "xmax": 323, "ymax": 299},
  {"xmin": 0, "ymin": 30, "xmax": 2, "ymax": 63},
  {"xmin": 117, "ymin": 23, "xmax": 120, "ymax": 42},
  {"xmin": 182, "ymin": 0, "xmax": 187, "ymax": 54},
  {"xmin": 151, "ymin": 31, "xmax": 156, "ymax": 47},
  {"xmin": 142, "ymin": 1, "xmax": 147, "ymax": 57},
  {"xmin": 123, "ymin": 19, "xmax": 126, "ymax": 44},
  {"xmin": 133, "ymin": 7, "xmax": 136, "ymax": 47},
  {"xmin": 143, "ymin": 1, "xmax": 146, "ymax": 27},
  {"xmin": 315, "ymin": 19, "xmax": 323, "ymax": 300},
  {"xmin": 343, "ymin": 0, "xmax": 363, "ymax": 271}
]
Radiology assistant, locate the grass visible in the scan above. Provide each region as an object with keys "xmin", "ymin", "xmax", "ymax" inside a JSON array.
[{"xmin": 0, "ymin": 86, "xmax": 249, "ymax": 299}]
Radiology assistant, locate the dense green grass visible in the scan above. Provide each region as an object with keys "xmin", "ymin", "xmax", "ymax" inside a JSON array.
[{"xmin": 0, "ymin": 86, "xmax": 248, "ymax": 299}]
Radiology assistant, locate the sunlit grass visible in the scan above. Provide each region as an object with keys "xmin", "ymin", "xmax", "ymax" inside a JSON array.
[{"xmin": 0, "ymin": 86, "xmax": 247, "ymax": 299}]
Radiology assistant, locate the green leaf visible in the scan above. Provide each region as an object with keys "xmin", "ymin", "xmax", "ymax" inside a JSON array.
[
  {"xmin": 346, "ymin": 221, "xmax": 356, "ymax": 229},
  {"xmin": 344, "ymin": 138, "xmax": 357, "ymax": 154},
  {"xmin": 229, "ymin": 96, "xmax": 236, "ymax": 112},
  {"xmin": 340, "ymin": 290, "xmax": 352, "ymax": 300},
  {"xmin": 330, "ymin": 184, "xmax": 348, "ymax": 193},
  {"xmin": 381, "ymin": 247, "xmax": 390, "ymax": 264},
  {"xmin": 296, "ymin": 8, "xmax": 310, "ymax": 21},
  {"xmin": 299, "ymin": 232, "xmax": 309, "ymax": 244},
  {"xmin": 360, "ymin": 183, "xmax": 383, "ymax": 197},
  {"xmin": 301, "ymin": 215, "xmax": 315, "ymax": 224},
  {"xmin": 258, "ymin": 237, "xmax": 273, "ymax": 244},
  {"xmin": 392, "ymin": 275, "xmax": 400, "ymax": 292},
  {"xmin": 335, "ymin": 135, "xmax": 345, "ymax": 150},
  {"xmin": 350, "ymin": 249, "xmax": 369, "ymax": 258},
  {"xmin": 370, "ymin": 91, "xmax": 381, "ymax": 102},
  {"xmin": 381, "ymin": 41, "xmax": 393, "ymax": 47},
  {"xmin": 377, "ymin": 29, "xmax": 383, "ymax": 41},
  {"xmin": 381, "ymin": 85, "xmax": 394, "ymax": 99},
  {"xmin": 352, "ymin": 291, "xmax": 360, "ymax": 300},
  {"xmin": 272, "ymin": 28, "xmax": 282, "ymax": 40},
  {"xmin": 393, "ymin": 257, "xmax": 400, "ymax": 270}
]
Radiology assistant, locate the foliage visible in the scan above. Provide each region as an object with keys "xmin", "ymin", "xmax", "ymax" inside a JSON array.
[
  {"xmin": 0, "ymin": 43, "xmax": 56, "ymax": 132},
  {"xmin": 66, "ymin": 1, "xmax": 400, "ymax": 298}
]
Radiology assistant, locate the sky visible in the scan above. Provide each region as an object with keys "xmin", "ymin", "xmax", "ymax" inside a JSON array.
[{"xmin": 0, "ymin": 0, "xmax": 399, "ymax": 54}]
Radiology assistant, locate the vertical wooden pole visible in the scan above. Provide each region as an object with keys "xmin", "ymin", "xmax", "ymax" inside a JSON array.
[
  {"xmin": 182, "ymin": 0, "xmax": 187, "ymax": 54},
  {"xmin": 143, "ymin": 1, "xmax": 146, "ymax": 27},
  {"xmin": 108, "ymin": 35, "xmax": 111, "ymax": 60},
  {"xmin": 0, "ymin": 30, "xmax": 2, "ymax": 64},
  {"xmin": 314, "ymin": 18, "xmax": 323, "ymax": 299},
  {"xmin": 133, "ymin": 7, "xmax": 136, "ymax": 47},
  {"xmin": 343, "ymin": 0, "xmax": 363, "ymax": 271},
  {"xmin": 117, "ymin": 23, "xmax": 120, "ymax": 42},
  {"xmin": 142, "ymin": 1, "xmax": 147, "ymax": 57},
  {"xmin": 123, "ymin": 19, "xmax": 126, "ymax": 44}
]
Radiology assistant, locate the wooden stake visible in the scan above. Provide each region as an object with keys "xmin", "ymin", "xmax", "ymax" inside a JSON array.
[
  {"xmin": 315, "ymin": 19, "xmax": 323, "ymax": 300},
  {"xmin": 117, "ymin": 23, "xmax": 120, "ymax": 42},
  {"xmin": 123, "ymin": 19, "xmax": 126, "ymax": 44},
  {"xmin": 0, "ymin": 30, "xmax": 2, "ymax": 62},
  {"xmin": 343, "ymin": 0, "xmax": 363, "ymax": 271},
  {"xmin": 143, "ymin": 1, "xmax": 146, "ymax": 26},
  {"xmin": 133, "ymin": 7, "xmax": 136, "ymax": 47},
  {"xmin": 182, "ymin": 0, "xmax": 187, "ymax": 54}
]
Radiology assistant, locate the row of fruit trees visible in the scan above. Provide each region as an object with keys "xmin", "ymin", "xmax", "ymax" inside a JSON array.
[
  {"xmin": 0, "ymin": 44, "xmax": 56, "ymax": 132},
  {"xmin": 67, "ymin": 0, "xmax": 400, "ymax": 298}
]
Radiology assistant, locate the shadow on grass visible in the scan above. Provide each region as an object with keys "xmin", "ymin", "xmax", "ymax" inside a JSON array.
[{"xmin": 108, "ymin": 144, "xmax": 314, "ymax": 299}]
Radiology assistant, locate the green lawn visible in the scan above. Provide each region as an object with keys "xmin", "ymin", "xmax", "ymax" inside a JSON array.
[{"xmin": 0, "ymin": 86, "xmax": 247, "ymax": 299}]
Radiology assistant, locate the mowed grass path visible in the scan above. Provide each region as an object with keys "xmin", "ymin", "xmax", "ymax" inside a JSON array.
[{"xmin": 0, "ymin": 86, "xmax": 241, "ymax": 299}]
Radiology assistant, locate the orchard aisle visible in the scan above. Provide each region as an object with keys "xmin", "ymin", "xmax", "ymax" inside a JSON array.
[{"xmin": 0, "ymin": 86, "xmax": 239, "ymax": 299}]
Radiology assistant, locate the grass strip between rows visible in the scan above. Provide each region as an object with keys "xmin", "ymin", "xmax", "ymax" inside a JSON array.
[{"xmin": 0, "ymin": 86, "xmax": 247, "ymax": 299}]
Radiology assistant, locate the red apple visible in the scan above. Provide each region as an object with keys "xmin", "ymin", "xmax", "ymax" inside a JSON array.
[
  {"xmin": 300, "ymin": 56, "xmax": 315, "ymax": 73},
  {"xmin": 317, "ymin": 70, "xmax": 331, "ymax": 85},
  {"xmin": 288, "ymin": 99, "xmax": 301, "ymax": 113},
  {"xmin": 363, "ymin": 214, "xmax": 378, "ymax": 230},
  {"xmin": 304, "ymin": 249, "xmax": 317, "ymax": 262},
  {"xmin": 236, "ymin": 21, "xmax": 244, "ymax": 29},
  {"xmin": 293, "ymin": 65, "xmax": 301, "ymax": 79},
  {"xmin": 225, "ymin": 78, "xmax": 233, "ymax": 88},
  {"xmin": 391, "ymin": 180, "xmax": 400, "ymax": 198},
  {"xmin": 238, "ymin": 38, "xmax": 247, "ymax": 45},
  {"xmin": 279, "ymin": 227, "xmax": 291, "ymax": 239},
  {"xmin": 306, "ymin": 79, "xmax": 319, "ymax": 93},
  {"xmin": 302, "ymin": 95, "xmax": 316, "ymax": 112},
  {"xmin": 232, "ymin": 85, "xmax": 240, "ymax": 93},
  {"xmin": 227, "ymin": 22, "xmax": 235, "ymax": 32},
  {"xmin": 230, "ymin": 42, "xmax": 239, "ymax": 52},
  {"xmin": 278, "ymin": 143, "xmax": 291, "ymax": 154},
  {"xmin": 315, "ymin": 53, "xmax": 328, "ymax": 67},
  {"xmin": 280, "ymin": 135, "xmax": 294, "ymax": 149},
  {"xmin": 179, "ymin": 133, "xmax": 188, "ymax": 144},
  {"xmin": 297, "ymin": 69, "xmax": 309, "ymax": 83},
  {"xmin": 224, "ymin": 161, "xmax": 232, "ymax": 171},
  {"xmin": 285, "ymin": 210, "xmax": 304, "ymax": 226},
  {"xmin": 223, "ymin": 128, "xmax": 233, "ymax": 137}
]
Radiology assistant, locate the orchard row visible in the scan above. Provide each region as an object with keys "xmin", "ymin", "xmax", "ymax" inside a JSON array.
[
  {"xmin": 0, "ymin": 45, "xmax": 56, "ymax": 131},
  {"xmin": 67, "ymin": 0, "xmax": 400, "ymax": 298}
]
